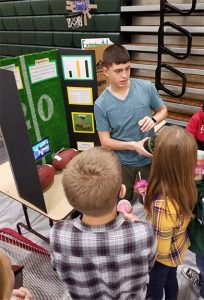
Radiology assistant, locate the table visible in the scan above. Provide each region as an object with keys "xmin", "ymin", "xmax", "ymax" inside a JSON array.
[{"xmin": 0, "ymin": 161, "xmax": 74, "ymax": 242}]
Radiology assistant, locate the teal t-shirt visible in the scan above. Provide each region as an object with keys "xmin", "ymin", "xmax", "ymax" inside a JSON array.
[{"xmin": 94, "ymin": 79, "xmax": 164, "ymax": 167}]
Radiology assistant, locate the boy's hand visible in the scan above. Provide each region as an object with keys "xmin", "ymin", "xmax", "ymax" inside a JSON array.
[
  {"xmin": 138, "ymin": 116, "xmax": 155, "ymax": 132},
  {"xmin": 129, "ymin": 139, "xmax": 153, "ymax": 157},
  {"xmin": 11, "ymin": 287, "xmax": 32, "ymax": 300}
]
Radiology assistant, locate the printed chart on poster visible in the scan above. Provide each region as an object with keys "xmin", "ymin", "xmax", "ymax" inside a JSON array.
[
  {"xmin": 67, "ymin": 86, "xmax": 93, "ymax": 105},
  {"xmin": 61, "ymin": 55, "xmax": 93, "ymax": 80}
]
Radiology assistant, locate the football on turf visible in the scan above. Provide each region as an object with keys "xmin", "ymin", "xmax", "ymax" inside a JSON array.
[
  {"xmin": 52, "ymin": 148, "xmax": 79, "ymax": 170},
  {"xmin": 37, "ymin": 164, "xmax": 55, "ymax": 189}
]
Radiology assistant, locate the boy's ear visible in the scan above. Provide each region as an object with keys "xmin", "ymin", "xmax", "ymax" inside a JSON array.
[
  {"xmin": 119, "ymin": 184, "xmax": 126, "ymax": 199},
  {"xmin": 103, "ymin": 66, "xmax": 110, "ymax": 77}
]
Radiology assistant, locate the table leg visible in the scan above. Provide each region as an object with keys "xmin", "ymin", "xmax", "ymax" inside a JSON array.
[{"xmin": 16, "ymin": 204, "xmax": 49, "ymax": 243}]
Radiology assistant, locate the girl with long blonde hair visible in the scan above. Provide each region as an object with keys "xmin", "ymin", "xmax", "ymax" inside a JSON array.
[{"xmin": 145, "ymin": 125, "xmax": 197, "ymax": 300}]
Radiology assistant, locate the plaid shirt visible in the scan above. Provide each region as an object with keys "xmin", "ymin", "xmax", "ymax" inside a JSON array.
[
  {"xmin": 50, "ymin": 214, "xmax": 156, "ymax": 300},
  {"xmin": 149, "ymin": 198, "xmax": 190, "ymax": 267}
]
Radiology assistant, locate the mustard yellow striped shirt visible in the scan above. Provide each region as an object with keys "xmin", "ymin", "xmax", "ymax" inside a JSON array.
[{"xmin": 149, "ymin": 198, "xmax": 190, "ymax": 267}]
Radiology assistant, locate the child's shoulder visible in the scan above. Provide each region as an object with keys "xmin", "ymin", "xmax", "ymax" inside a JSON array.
[
  {"xmin": 153, "ymin": 198, "xmax": 177, "ymax": 212},
  {"xmin": 131, "ymin": 78, "xmax": 152, "ymax": 89},
  {"xmin": 126, "ymin": 219, "xmax": 155, "ymax": 241},
  {"xmin": 95, "ymin": 88, "xmax": 109, "ymax": 106},
  {"xmin": 152, "ymin": 198, "xmax": 180, "ymax": 226},
  {"xmin": 50, "ymin": 219, "xmax": 74, "ymax": 236}
]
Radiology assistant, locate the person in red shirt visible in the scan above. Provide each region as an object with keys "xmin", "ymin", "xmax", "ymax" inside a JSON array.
[{"xmin": 186, "ymin": 104, "xmax": 204, "ymax": 150}]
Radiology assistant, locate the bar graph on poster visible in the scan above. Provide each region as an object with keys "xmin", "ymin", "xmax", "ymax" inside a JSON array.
[{"xmin": 61, "ymin": 55, "xmax": 93, "ymax": 80}]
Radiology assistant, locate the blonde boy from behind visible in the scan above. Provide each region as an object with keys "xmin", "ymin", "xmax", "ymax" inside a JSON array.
[{"xmin": 50, "ymin": 146, "xmax": 156, "ymax": 300}]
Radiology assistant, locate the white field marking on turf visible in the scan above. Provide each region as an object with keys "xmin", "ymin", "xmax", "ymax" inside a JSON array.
[
  {"xmin": 38, "ymin": 94, "xmax": 54, "ymax": 122},
  {"xmin": 20, "ymin": 56, "xmax": 46, "ymax": 164}
]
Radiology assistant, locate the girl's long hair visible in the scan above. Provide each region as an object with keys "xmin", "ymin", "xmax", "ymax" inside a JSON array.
[{"xmin": 145, "ymin": 125, "xmax": 197, "ymax": 218}]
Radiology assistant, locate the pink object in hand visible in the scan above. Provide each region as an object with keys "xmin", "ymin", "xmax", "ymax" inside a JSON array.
[
  {"xmin": 117, "ymin": 199, "xmax": 132, "ymax": 213},
  {"xmin": 134, "ymin": 179, "xmax": 147, "ymax": 190}
]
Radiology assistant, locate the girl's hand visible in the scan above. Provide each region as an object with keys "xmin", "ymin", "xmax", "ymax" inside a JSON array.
[
  {"xmin": 133, "ymin": 179, "xmax": 147, "ymax": 195},
  {"xmin": 133, "ymin": 187, "xmax": 147, "ymax": 195},
  {"xmin": 122, "ymin": 210, "xmax": 140, "ymax": 222},
  {"xmin": 117, "ymin": 199, "xmax": 139, "ymax": 221}
]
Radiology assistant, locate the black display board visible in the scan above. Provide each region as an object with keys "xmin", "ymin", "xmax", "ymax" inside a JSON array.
[
  {"xmin": 0, "ymin": 69, "xmax": 47, "ymax": 212},
  {"xmin": 58, "ymin": 49, "xmax": 100, "ymax": 151}
]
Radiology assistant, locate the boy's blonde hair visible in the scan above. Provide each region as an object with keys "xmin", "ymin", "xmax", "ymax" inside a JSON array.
[
  {"xmin": 145, "ymin": 125, "xmax": 197, "ymax": 218},
  {"xmin": 63, "ymin": 147, "xmax": 122, "ymax": 216},
  {"xmin": 0, "ymin": 252, "xmax": 13, "ymax": 300}
]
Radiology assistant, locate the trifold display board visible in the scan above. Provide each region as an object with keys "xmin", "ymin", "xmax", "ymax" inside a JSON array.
[
  {"xmin": 0, "ymin": 48, "xmax": 99, "ymax": 212},
  {"xmin": 58, "ymin": 49, "xmax": 100, "ymax": 151},
  {"xmin": 0, "ymin": 50, "xmax": 70, "ymax": 165}
]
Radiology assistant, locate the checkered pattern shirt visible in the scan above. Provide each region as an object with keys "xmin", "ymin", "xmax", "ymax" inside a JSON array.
[
  {"xmin": 149, "ymin": 198, "xmax": 190, "ymax": 267},
  {"xmin": 50, "ymin": 214, "xmax": 156, "ymax": 300}
]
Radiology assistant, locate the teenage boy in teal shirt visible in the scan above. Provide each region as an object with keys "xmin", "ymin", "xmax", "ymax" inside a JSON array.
[{"xmin": 94, "ymin": 44, "xmax": 167, "ymax": 202}]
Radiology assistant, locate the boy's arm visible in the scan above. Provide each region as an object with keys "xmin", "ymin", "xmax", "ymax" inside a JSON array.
[
  {"xmin": 139, "ymin": 105, "xmax": 168, "ymax": 132},
  {"xmin": 98, "ymin": 131, "xmax": 152, "ymax": 157}
]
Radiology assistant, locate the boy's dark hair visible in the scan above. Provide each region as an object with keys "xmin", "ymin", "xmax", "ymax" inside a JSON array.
[
  {"xmin": 103, "ymin": 44, "xmax": 130, "ymax": 67},
  {"xmin": 202, "ymin": 103, "xmax": 204, "ymax": 111},
  {"xmin": 62, "ymin": 147, "xmax": 122, "ymax": 217}
]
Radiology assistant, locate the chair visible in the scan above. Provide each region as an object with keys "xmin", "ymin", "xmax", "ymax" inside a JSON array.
[
  {"xmin": 22, "ymin": 45, "xmax": 37, "ymax": 55},
  {"xmin": 0, "ymin": 31, "xmax": 7, "ymax": 44},
  {"xmin": 1, "ymin": 2, "xmax": 17, "ymax": 17},
  {"xmin": 2, "ymin": 17, "xmax": 19, "ymax": 31},
  {"xmin": 49, "ymin": 0, "xmax": 68, "ymax": 14},
  {"xmin": 0, "ymin": 44, "xmax": 9, "ymax": 56},
  {"xmin": 0, "ymin": 18, "xmax": 5, "ymax": 30},
  {"xmin": 8, "ymin": 44, "xmax": 22, "ymax": 56},
  {"xmin": 20, "ymin": 32, "xmax": 37, "ymax": 45},
  {"xmin": 36, "ymin": 32, "xmax": 53, "ymax": 46},
  {"xmin": 6, "ymin": 31, "xmax": 20, "ymax": 44},
  {"xmin": 95, "ymin": 14, "xmax": 121, "ymax": 32},
  {"xmin": 17, "ymin": 16, "xmax": 35, "ymax": 31},
  {"xmin": 31, "ymin": 0, "xmax": 50, "ymax": 15},
  {"xmin": 51, "ymin": 15, "xmax": 68, "ymax": 31},
  {"xmin": 93, "ymin": 0, "xmax": 123, "ymax": 13},
  {"xmin": 36, "ymin": 45, "xmax": 54, "ymax": 52},
  {"xmin": 53, "ymin": 32, "xmax": 72, "ymax": 47},
  {"xmin": 33, "ymin": 16, "xmax": 53, "ymax": 31},
  {"xmin": 15, "ymin": 0, "xmax": 33, "ymax": 16}
]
